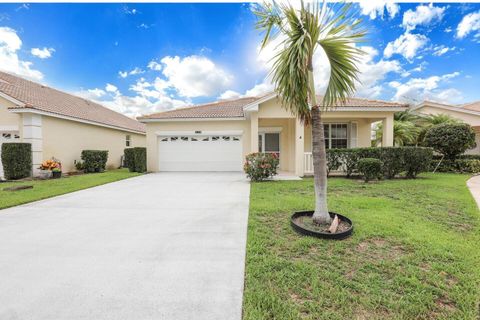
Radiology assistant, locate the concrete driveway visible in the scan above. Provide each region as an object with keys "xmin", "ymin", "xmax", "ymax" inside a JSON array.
[{"xmin": 0, "ymin": 172, "xmax": 250, "ymax": 320}]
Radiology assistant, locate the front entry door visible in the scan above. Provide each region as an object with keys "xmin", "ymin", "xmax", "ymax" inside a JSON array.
[{"xmin": 258, "ymin": 132, "xmax": 280, "ymax": 157}]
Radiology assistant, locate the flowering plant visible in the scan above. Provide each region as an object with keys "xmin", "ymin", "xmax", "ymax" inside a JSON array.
[
  {"xmin": 39, "ymin": 158, "xmax": 62, "ymax": 171},
  {"xmin": 244, "ymin": 152, "xmax": 279, "ymax": 181}
]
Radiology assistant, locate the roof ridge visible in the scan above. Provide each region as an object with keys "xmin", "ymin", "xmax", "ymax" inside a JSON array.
[{"xmin": 140, "ymin": 96, "xmax": 259, "ymax": 118}]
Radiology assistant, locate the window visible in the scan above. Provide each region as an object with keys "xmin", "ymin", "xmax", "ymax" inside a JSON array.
[
  {"xmin": 126, "ymin": 135, "xmax": 131, "ymax": 147},
  {"xmin": 323, "ymin": 124, "xmax": 348, "ymax": 149}
]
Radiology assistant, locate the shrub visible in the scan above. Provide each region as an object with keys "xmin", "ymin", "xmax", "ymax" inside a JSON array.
[
  {"xmin": 1, "ymin": 143, "xmax": 32, "ymax": 180},
  {"xmin": 124, "ymin": 148, "xmax": 135, "ymax": 172},
  {"xmin": 80, "ymin": 150, "xmax": 108, "ymax": 173},
  {"xmin": 357, "ymin": 158, "xmax": 383, "ymax": 182},
  {"xmin": 425, "ymin": 123, "xmax": 476, "ymax": 160},
  {"xmin": 244, "ymin": 152, "xmax": 279, "ymax": 181},
  {"xmin": 75, "ymin": 161, "xmax": 84, "ymax": 171},
  {"xmin": 124, "ymin": 147, "xmax": 147, "ymax": 173},
  {"xmin": 326, "ymin": 149, "xmax": 342, "ymax": 175},
  {"xmin": 431, "ymin": 158, "xmax": 480, "ymax": 173},
  {"xmin": 379, "ymin": 147, "xmax": 405, "ymax": 179},
  {"xmin": 403, "ymin": 147, "xmax": 433, "ymax": 178},
  {"xmin": 340, "ymin": 149, "xmax": 361, "ymax": 177}
]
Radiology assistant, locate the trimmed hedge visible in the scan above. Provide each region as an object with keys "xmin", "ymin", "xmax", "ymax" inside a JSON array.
[
  {"xmin": 358, "ymin": 158, "xmax": 383, "ymax": 182},
  {"xmin": 431, "ymin": 158, "xmax": 480, "ymax": 173},
  {"xmin": 1, "ymin": 143, "xmax": 32, "ymax": 180},
  {"xmin": 326, "ymin": 146, "xmax": 433, "ymax": 179},
  {"xmin": 80, "ymin": 150, "xmax": 108, "ymax": 173},
  {"xmin": 124, "ymin": 147, "xmax": 147, "ymax": 173}
]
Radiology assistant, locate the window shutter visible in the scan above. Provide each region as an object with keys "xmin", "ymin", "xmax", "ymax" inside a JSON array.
[{"xmin": 350, "ymin": 122, "xmax": 357, "ymax": 148}]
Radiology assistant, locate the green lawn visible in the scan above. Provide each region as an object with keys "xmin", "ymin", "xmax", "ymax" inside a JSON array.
[
  {"xmin": 243, "ymin": 173, "xmax": 480, "ymax": 320},
  {"xmin": 0, "ymin": 169, "xmax": 142, "ymax": 210}
]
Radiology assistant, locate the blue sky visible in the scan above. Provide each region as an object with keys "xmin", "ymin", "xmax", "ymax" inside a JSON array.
[{"xmin": 0, "ymin": 2, "xmax": 480, "ymax": 117}]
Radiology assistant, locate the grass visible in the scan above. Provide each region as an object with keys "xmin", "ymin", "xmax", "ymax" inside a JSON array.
[
  {"xmin": 243, "ymin": 173, "xmax": 480, "ymax": 320},
  {"xmin": 0, "ymin": 169, "xmax": 142, "ymax": 210}
]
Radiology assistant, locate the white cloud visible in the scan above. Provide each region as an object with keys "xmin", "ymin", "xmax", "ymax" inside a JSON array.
[
  {"xmin": 245, "ymin": 82, "xmax": 274, "ymax": 97},
  {"xmin": 0, "ymin": 27, "xmax": 43, "ymax": 80},
  {"xmin": 389, "ymin": 72, "xmax": 462, "ymax": 103},
  {"xmin": 31, "ymin": 47, "xmax": 55, "ymax": 59},
  {"xmin": 219, "ymin": 90, "xmax": 241, "ymax": 100},
  {"xmin": 75, "ymin": 88, "xmax": 106, "ymax": 100},
  {"xmin": 124, "ymin": 6, "xmax": 138, "ymax": 15},
  {"xmin": 78, "ymin": 79, "xmax": 187, "ymax": 118},
  {"xmin": 118, "ymin": 67, "xmax": 144, "ymax": 78},
  {"xmin": 359, "ymin": 0, "xmax": 399, "ymax": 20},
  {"xmin": 432, "ymin": 45, "xmax": 455, "ymax": 56},
  {"xmin": 456, "ymin": 10, "xmax": 480, "ymax": 39},
  {"xmin": 355, "ymin": 46, "xmax": 402, "ymax": 98},
  {"xmin": 105, "ymin": 83, "xmax": 118, "ymax": 93},
  {"xmin": 384, "ymin": 32, "xmax": 428, "ymax": 61},
  {"xmin": 147, "ymin": 60, "xmax": 161, "ymax": 71},
  {"xmin": 161, "ymin": 55, "xmax": 233, "ymax": 98},
  {"xmin": 402, "ymin": 4, "xmax": 445, "ymax": 31}
]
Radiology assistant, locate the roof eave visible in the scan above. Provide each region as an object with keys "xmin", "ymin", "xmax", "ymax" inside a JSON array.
[
  {"xmin": 138, "ymin": 116, "xmax": 247, "ymax": 123},
  {"xmin": 9, "ymin": 107, "xmax": 146, "ymax": 135}
]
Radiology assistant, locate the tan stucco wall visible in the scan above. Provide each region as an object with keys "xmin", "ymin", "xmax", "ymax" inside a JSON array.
[
  {"xmin": 258, "ymin": 118, "xmax": 295, "ymax": 172},
  {"xmin": 0, "ymin": 96, "xmax": 21, "ymax": 129},
  {"xmin": 42, "ymin": 116, "xmax": 145, "ymax": 172},
  {"xmin": 416, "ymin": 105, "xmax": 480, "ymax": 126},
  {"xmin": 144, "ymin": 99, "xmax": 397, "ymax": 172},
  {"xmin": 145, "ymin": 120, "xmax": 251, "ymax": 172}
]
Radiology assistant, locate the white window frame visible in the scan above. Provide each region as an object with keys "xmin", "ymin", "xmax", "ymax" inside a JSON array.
[{"xmin": 126, "ymin": 135, "xmax": 131, "ymax": 147}]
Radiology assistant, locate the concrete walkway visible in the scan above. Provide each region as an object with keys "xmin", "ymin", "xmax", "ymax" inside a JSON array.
[
  {"xmin": 467, "ymin": 175, "xmax": 480, "ymax": 208},
  {"xmin": 0, "ymin": 172, "xmax": 250, "ymax": 320}
]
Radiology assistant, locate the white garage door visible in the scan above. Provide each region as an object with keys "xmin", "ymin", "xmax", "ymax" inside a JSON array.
[
  {"xmin": 158, "ymin": 134, "xmax": 243, "ymax": 171},
  {"xmin": 0, "ymin": 132, "xmax": 21, "ymax": 179}
]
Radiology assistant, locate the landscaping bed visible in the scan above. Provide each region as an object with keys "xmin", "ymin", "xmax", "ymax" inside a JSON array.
[
  {"xmin": 243, "ymin": 173, "xmax": 480, "ymax": 319},
  {"xmin": 0, "ymin": 169, "xmax": 142, "ymax": 210}
]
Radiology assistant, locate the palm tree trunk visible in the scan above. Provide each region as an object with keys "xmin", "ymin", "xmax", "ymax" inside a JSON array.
[{"xmin": 311, "ymin": 106, "xmax": 331, "ymax": 224}]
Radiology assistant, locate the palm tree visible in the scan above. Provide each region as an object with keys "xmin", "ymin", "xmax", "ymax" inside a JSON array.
[
  {"xmin": 374, "ymin": 120, "xmax": 418, "ymax": 146},
  {"xmin": 416, "ymin": 113, "xmax": 461, "ymax": 145},
  {"xmin": 254, "ymin": 1, "xmax": 365, "ymax": 224},
  {"xmin": 374, "ymin": 109, "xmax": 421, "ymax": 146}
]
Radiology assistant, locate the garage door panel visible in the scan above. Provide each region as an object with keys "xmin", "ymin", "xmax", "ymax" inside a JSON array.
[{"xmin": 158, "ymin": 136, "xmax": 242, "ymax": 172}]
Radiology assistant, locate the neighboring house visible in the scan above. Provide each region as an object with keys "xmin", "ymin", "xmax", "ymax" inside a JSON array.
[
  {"xmin": 0, "ymin": 71, "xmax": 146, "ymax": 178},
  {"xmin": 138, "ymin": 93, "xmax": 406, "ymax": 176},
  {"xmin": 414, "ymin": 100, "xmax": 480, "ymax": 154}
]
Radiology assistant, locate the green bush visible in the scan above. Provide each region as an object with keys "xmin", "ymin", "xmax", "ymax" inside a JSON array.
[
  {"xmin": 80, "ymin": 150, "xmax": 108, "ymax": 173},
  {"xmin": 425, "ymin": 123, "xmax": 476, "ymax": 160},
  {"xmin": 124, "ymin": 148, "xmax": 135, "ymax": 172},
  {"xmin": 357, "ymin": 158, "xmax": 383, "ymax": 182},
  {"xmin": 379, "ymin": 147, "xmax": 405, "ymax": 179},
  {"xmin": 124, "ymin": 147, "xmax": 147, "ymax": 173},
  {"xmin": 326, "ymin": 149, "xmax": 342, "ymax": 175},
  {"xmin": 326, "ymin": 146, "xmax": 434, "ymax": 179},
  {"xmin": 1, "ymin": 143, "xmax": 32, "ymax": 180},
  {"xmin": 431, "ymin": 158, "xmax": 480, "ymax": 173},
  {"xmin": 403, "ymin": 147, "xmax": 433, "ymax": 178},
  {"xmin": 244, "ymin": 152, "xmax": 280, "ymax": 181}
]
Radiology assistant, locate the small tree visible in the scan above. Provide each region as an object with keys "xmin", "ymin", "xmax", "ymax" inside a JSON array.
[{"xmin": 425, "ymin": 123, "xmax": 476, "ymax": 160}]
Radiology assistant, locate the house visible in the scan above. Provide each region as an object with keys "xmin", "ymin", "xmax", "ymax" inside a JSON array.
[
  {"xmin": 0, "ymin": 71, "xmax": 146, "ymax": 178},
  {"xmin": 414, "ymin": 100, "xmax": 480, "ymax": 154},
  {"xmin": 138, "ymin": 93, "xmax": 407, "ymax": 176}
]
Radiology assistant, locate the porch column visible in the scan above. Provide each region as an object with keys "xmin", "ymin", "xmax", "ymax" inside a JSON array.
[
  {"xmin": 250, "ymin": 111, "xmax": 258, "ymax": 153},
  {"xmin": 295, "ymin": 118, "xmax": 304, "ymax": 176},
  {"xmin": 22, "ymin": 113, "xmax": 43, "ymax": 177},
  {"xmin": 382, "ymin": 115, "xmax": 394, "ymax": 147}
]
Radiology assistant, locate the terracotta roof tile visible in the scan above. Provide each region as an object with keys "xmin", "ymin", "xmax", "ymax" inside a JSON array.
[
  {"xmin": 139, "ymin": 93, "xmax": 406, "ymax": 120},
  {"xmin": 0, "ymin": 71, "xmax": 145, "ymax": 133}
]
